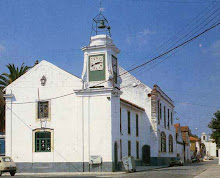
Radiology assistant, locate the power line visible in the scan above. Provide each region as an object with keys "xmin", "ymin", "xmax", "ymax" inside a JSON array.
[
  {"xmin": 125, "ymin": 0, "xmax": 217, "ymax": 72},
  {"xmin": 124, "ymin": 5, "xmax": 220, "ymax": 79},
  {"xmin": 91, "ymin": 22, "xmax": 220, "ymax": 88}
]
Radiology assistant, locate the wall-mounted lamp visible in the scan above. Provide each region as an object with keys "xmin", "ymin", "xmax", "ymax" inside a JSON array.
[{"xmin": 40, "ymin": 76, "xmax": 47, "ymax": 86}]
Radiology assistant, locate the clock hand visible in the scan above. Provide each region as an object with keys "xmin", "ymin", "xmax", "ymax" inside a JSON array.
[{"xmin": 91, "ymin": 62, "xmax": 102, "ymax": 67}]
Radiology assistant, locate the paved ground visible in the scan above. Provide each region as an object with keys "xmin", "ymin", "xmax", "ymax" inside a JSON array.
[{"xmin": 1, "ymin": 159, "xmax": 219, "ymax": 177}]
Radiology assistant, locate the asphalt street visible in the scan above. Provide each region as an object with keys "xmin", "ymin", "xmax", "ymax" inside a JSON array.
[{"xmin": 0, "ymin": 159, "xmax": 218, "ymax": 178}]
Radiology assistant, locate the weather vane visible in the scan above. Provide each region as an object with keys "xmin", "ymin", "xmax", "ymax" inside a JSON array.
[{"xmin": 90, "ymin": 0, "xmax": 111, "ymax": 37}]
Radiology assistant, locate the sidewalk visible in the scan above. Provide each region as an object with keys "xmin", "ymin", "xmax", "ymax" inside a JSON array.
[
  {"xmin": 14, "ymin": 165, "xmax": 168, "ymax": 177},
  {"xmin": 195, "ymin": 164, "xmax": 220, "ymax": 178}
]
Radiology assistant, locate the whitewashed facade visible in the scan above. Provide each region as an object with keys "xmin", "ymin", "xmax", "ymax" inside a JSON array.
[
  {"xmin": 4, "ymin": 33, "xmax": 177, "ymax": 172},
  {"xmin": 174, "ymin": 124, "xmax": 184, "ymax": 161},
  {"xmin": 201, "ymin": 132, "xmax": 217, "ymax": 157}
]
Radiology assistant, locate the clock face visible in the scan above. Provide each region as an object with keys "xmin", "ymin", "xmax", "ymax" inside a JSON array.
[{"xmin": 90, "ymin": 55, "xmax": 104, "ymax": 71}]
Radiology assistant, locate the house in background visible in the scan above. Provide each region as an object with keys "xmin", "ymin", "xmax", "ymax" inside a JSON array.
[
  {"xmin": 189, "ymin": 136, "xmax": 200, "ymax": 158},
  {"xmin": 180, "ymin": 126, "xmax": 191, "ymax": 161},
  {"xmin": 174, "ymin": 123, "xmax": 184, "ymax": 161},
  {"xmin": 201, "ymin": 132, "xmax": 217, "ymax": 157}
]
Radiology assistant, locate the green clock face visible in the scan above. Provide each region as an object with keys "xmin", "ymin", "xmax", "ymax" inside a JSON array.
[{"xmin": 89, "ymin": 54, "xmax": 105, "ymax": 82}]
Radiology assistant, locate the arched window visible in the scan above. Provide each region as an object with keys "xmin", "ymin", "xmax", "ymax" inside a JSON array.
[
  {"xmin": 161, "ymin": 132, "xmax": 166, "ymax": 152},
  {"xmin": 35, "ymin": 131, "xmax": 51, "ymax": 152},
  {"xmin": 169, "ymin": 135, "xmax": 173, "ymax": 153},
  {"xmin": 33, "ymin": 129, "xmax": 54, "ymax": 152}
]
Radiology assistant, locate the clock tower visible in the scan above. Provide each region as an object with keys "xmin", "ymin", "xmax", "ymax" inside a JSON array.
[
  {"xmin": 81, "ymin": 13, "xmax": 121, "ymax": 90},
  {"xmin": 75, "ymin": 12, "xmax": 122, "ymax": 172}
]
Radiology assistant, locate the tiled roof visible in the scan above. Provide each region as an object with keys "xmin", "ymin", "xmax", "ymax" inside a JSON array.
[
  {"xmin": 190, "ymin": 136, "xmax": 199, "ymax": 141},
  {"xmin": 174, "ymin": 123, "xmax": 180, "ymax": 133},
  {"xmin": 181, "ymin": 126, "xmax": 190, "ymax": 145},
  {"xmin": 181, "ymin": 126, "xmax": 189, "ymax": 132}
]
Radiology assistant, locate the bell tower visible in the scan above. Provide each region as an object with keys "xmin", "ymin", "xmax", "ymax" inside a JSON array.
[{"xmin": 81, "ymin": 12, "xmax": 120, "ymax": 90}]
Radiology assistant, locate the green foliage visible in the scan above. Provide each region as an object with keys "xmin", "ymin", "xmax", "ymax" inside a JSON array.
[
  {"xmin": 0, "ymin": 63, "xmax": 30, "ymax": 91},
  {"xmin": 208, "ymin": 110, "xmax": 220, "ymax": 147},
  {"xmin": 0, "ymin": 63, "xmax": 31, "ymax": 132}
]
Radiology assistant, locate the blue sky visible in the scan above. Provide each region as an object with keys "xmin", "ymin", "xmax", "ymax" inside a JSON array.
[{"xmin": 0, "ymin": 0, "xmax": 220, "ymax": 137}]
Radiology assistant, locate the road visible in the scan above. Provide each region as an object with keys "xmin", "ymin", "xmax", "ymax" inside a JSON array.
[
  {"xmin": 112, "ymin": 159, "xmax": 218, "ymax": 178},
  {"xmin": 1, "ymin": 159, "xmax": 218, "ymax": 178}
]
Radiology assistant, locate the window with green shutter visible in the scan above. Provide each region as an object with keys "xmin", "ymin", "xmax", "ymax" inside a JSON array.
[{"xmin": 35, "ymin": 132, "xmax": 51, "ymax": 152}]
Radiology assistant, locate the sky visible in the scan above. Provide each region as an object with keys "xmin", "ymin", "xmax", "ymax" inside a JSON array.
[{"xmin": 0, "ymin": 0, "xmax": 220, "ymax": 137}]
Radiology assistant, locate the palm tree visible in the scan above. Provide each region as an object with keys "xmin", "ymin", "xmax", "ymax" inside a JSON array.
[
  {"xmin": 0, "ymin": 63, "xmax": 31, "ymax": 132},
  {"xmin": 0, "ymin": 64, "xmax": 30, "ymax": 91}
]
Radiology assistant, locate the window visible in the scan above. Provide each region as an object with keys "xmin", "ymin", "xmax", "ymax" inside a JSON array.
[
  {"xmin": 120, "ymin": 108, "xmax": 122, "ymax": 134},
  {"xmin": 38, "ymin": 101, "xmax": 49, "ymax": 119},
  {"xmin": 35, "ymin": 131, "xmax": 51, "ymax": 152},
  {"xmin": 128, "ymin": 140, "xmax": 131, "ymax": 156},
  {"xmin": 161, "ymin": 132, "xmax": 166, "ymax": 152},
  {"xmin": 157, "ymin": 101, "xmax": 160, "ymax": 125},
  {"xmin": 169, "ymin": 135, "xmax": 173, "ymax": 153},
  {"xmin": 164, "ymin": 106, "xmax": 166, "ymax": 128},
  {"xmin": 171, "ymin": 112, "xmax": 173, "ymax": 125},
  {"xmin": 128, "ymin": 111, "xmax": 131, "ymax": 135},
  {"xmin": 120, "ymin": 139, "xmax": 122, "ymax": 160},
  {"xmin": 203, "ymin": 136, "xmax": 205, "ymax": 140},
  {"xmin": 112, "ymin": 55, "xmax": 118, "ymax": 84},
  {"xmin": 136, "ymin": 114, "xmax": 139, "ymax": 137},
  {"xmin": 168, "ymin": 109, "xmax": 170, "ymax": 129},
  {"xmin": 136, "ymin": 141, "xmax": 139, "ymax": 159},
  {"xmin": 160, "ymin": 103, "xmax": 162, "ymax": 120}
]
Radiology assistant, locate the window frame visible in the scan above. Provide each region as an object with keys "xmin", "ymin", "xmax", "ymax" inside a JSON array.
[
  {"xmin": 128, "ymin": 140, "xmax": 131, "ymax": 156},
  {"xmin": 36, "ymin": 100, "xmax": 51, "ymax": 122},
  {"xmin": 157, "ymin": 101, "xmax": 160, "ymax": 125},
  {"xmin": 164, "ymin": 106, "xmax": 166, "ymax": 128},
  {"xmin": 169, "ymin": 135, "xmax": 173, "ymax": 153},
  {"xmin": 127, "ymin": 111, "xmax": 131, "ymax": 135},
  {"xmin": 161, "ymin": 132, "xmax": 166, "ymax": 152},
  {"xmin": 136, "ymin": 141, "xmax": 139, "ymax": 159},
  {"xmin": 33, "ymin": 129, "xmax": 54, "ymax": 153},
  {"xmin": 136, "ymin": 114, "xmax": 139, "ymax": 137}
]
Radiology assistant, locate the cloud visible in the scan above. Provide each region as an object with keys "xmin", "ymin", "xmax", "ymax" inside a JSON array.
[
  {"xmin": 138, "ymin": 29, "xmax": 156, "ymax": 36},
  {"xmin": 0, "ymin": 44, "xmax": 5, "ymax": 54},
  {"xmin": 204, "ymin": 40, "xmax": 220, "ymax": 57},
  {"xmin": 137, "ymin": 28, "xmax": 156, "ymax": 44},
  {"xmin": 210, "ymin": 40, "xmax": 220, "ymax": 56},
  {"xmin": 126, "ymin": 28, "xmax": 156, "ymax": 45}
]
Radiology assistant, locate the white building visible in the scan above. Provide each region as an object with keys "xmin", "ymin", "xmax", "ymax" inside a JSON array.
[
  {"xmin": 3, "ymin": 14, "xmax": 177, "ymax": 173},
  {"xmin": 201, "ymin": 132, "xmax": 217, "ymax": 157},
  {"xmin": 174, "ymin": 124, "xmax": 184, "ymax": 161}
]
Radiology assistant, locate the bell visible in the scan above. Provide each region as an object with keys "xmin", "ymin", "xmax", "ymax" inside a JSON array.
[{"xmin": 98, "ymin": 20, "xmax": 106, "ymax": 29}]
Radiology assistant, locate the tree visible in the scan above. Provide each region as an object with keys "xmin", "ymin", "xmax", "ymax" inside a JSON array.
[
  {"xmin": 0, "ymin": 63, "xmax": 30, "ymax": 91},
  {"xmin": 0, "ymin": 63, "xmax": 31, "ymax": 132},
  {"xmin": 208, "ymin": 110, "xmax": 220, "ymax": 147}
]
